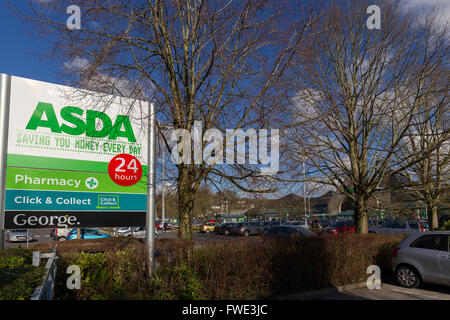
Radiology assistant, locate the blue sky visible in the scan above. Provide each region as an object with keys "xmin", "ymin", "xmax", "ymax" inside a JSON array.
[
  {"xmin": 1, "ymin": 0, "xmax": 448, "ymax": 88},
  {"xmin": 1, "ymin": 0, "xmax": 447, "ymax": 200},
  {"xmin": 0, "ymin": 1, "xmax": 60, "ymax": 83}
]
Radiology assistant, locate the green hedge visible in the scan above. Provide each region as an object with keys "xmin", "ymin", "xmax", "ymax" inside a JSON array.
[
  {"xmin": 0, "ymin": 248, "xmax": 46, "ymax": 300},
  {"xmin": 53, "ymin": 234, "xmax": 404, "ymax": 300}
]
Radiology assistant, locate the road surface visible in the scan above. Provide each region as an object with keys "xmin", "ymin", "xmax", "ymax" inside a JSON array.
[{"xmin": 310, "ymin": 280, "xmax": 450, "ymax": 300}]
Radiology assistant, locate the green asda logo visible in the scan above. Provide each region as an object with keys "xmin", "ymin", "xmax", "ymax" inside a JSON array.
[{"xmin": 25, "ymin": 102, "xmax": 136, "ymax": 142}]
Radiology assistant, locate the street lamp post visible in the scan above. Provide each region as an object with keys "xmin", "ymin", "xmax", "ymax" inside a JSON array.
[
  {"xmin": 146, "ymin": 102, "xmax": 156, "ymax": 277},
  {"xmin": 162, "ymin": 146, "xmax": 165, "ymax": 224}
]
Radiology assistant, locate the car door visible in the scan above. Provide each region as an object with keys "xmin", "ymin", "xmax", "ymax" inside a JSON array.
[
  {"xmin": 392, "ymin": 221, "xmax": 407, "ymax": 235},
  {"xmin": 83, "ymin": 229, "xmax": 97, "ymax": 239},
  {"xmin": 438, "ymin": 235, "xmax": 450, "ymax": 284},
  {"xmin": 378, "ymin": 221, "xmax": 393, "ymax": 235},
  {"xmin": 409, "ymin": 234, "xmax": 448, "ymax": 284}
]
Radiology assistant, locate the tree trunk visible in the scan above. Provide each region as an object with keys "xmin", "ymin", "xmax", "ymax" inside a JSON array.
[
  {"xmin": 428, "ymin": 204, "xmax": 439, "ymax": 230},
  {"xmin": 354, "ymin": 198, "xmax": 368, "ymax": 234},
  {"xmin": 176, "ymin": 168, "xmax": 197, "ymax": 263},
  {"xmin": 177, "ymin": 177, "xmax": 195, "ymax": 241}
]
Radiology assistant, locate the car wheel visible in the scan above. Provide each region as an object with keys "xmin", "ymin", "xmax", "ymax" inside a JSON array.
[
  {"xmin": 58, "ymin": 236, "xmax": 66, "ymax": 241},
  {"xmin": 396, "ymin": 265, "xmax": 421, "ymax": 288},
  {"xmin": 244, "ymin": 230, "xmax": 249, "ymax": 237}
]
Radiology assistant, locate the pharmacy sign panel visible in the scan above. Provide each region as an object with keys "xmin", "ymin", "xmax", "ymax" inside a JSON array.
[{"xmin": 4, "ymin": 76, "xmax": 148, "ymax": 229}]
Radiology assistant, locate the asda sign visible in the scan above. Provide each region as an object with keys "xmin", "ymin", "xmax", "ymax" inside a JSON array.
[
  {"xmin": 2, "ymin": 75, "xmax": 148, "ymax": 229},
  {"xmin": 26, "ymin": 103, "xmax": 136, "ymax": 142}
]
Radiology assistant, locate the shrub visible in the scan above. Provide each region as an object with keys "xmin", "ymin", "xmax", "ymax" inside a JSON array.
[
  {"xmin": 51, "ymin": 234, "xmax": 404, "ymax": 299},
  {"xmin": 441, "ymin": 221, "xmax": 450, "ymax": 230},
  {"xmin": 0, "ymin": 248, "xmax": 46, "ymax": 300}
]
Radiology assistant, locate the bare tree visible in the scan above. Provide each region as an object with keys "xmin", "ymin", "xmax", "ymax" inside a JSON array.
[
  {"xmin": 12, "ymin": 0, "xmax": 322, "ymax": 241},
  {"xmin": 282, "ymin": 0, "xmax": 449, "ymax": 233},
  {"xmin": 399, "ymin": 15, "xmax": 449, "ymax": 229}
]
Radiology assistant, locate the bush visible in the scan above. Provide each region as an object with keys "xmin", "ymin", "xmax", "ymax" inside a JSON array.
[
  {"xmin": 441, "ymin": 221, "xmax": 450, "ymax": 230},
  {"xmin": 51, "ymin": 234, "xmax": 404, "ymax": 299},
  {"xmin": 0, "ymin": 248, "xmax": 46, "ymax": 300}
]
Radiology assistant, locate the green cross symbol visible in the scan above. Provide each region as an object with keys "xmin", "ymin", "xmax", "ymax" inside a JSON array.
[{"xmin": 86, "ymin": 177, "xmax": 98, "ymax": 189}]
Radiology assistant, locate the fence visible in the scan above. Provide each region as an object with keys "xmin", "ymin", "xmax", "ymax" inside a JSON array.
[{"xmin": 30, "ymin": 249, "xmax": 58, "ymax": 300}]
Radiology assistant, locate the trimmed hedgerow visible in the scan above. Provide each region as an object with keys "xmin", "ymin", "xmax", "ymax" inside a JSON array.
[
  {"xmin": 0, "ymin": 248, "xmax": 46, "ymax": 300},
  {"xmin": 49, "ymin": 234, "xmax": 404, "ymax": 300}
]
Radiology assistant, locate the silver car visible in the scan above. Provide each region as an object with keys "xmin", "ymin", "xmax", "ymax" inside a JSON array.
[
  {"xmin": 369, "ymin": 220, "xmax": 424, "ymax": 235},
  {"xmin": 131, "ymin": 226, "xmax": 159, "ymax": 239},
  {"xmin": 392, "ymin": 231, "xmax": 450, "ymax": 288},
  {"xmin": 7, "ymin": 229, "xmax": 33, "ymax": 242},
  {"xmin": 113, "ymin": 227, "xmax": 133, "ymax": 237}
]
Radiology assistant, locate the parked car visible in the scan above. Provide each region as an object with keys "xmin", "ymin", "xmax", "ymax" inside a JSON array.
[
  {"xmin": 420, "ymin": 220, "xmax": 430, "ymax": 232},
  {"xmin": 131, "ymin": 226, "xmax": 159, "ymax": 239},
  {"xmin": 230, "ymin": 221, "xmax": 265, "ymax": 237},
  {"xmin": 200, "ymin": 222, "xmax": 216, "ymax": 234},
  {"xmin": 392, "ymin": 231, "xmax": 449, "ymax": 288},
  {"xmin": 265, "ymin": 225, "xmax": 317, "ymax": 238},
  {"xmin": 368, "ymin": 219, "xmax": 383, "ymax": 228},
  {"xmin": 193, "ymin": 220, "xmax": 204, "ymax": 227},
  {"xmin": 64, "ymin": 228, "xmax": 111, "ymax": 240},
  {"xmin": 50, "ymin": 228, "xmax": 71, "ymax": 240},
  {"xmin": 7, "ymin": 229, "xmax": 33, "ymax": 242},
  {"xmin": 369, "ymin": 220, "xmax": 424, "ymax": 235},
  {"xmin": 322, "ymin": 220, "xmax": 356, "ymax": 235},
  {"xmin": 261, "ymin": 221, "xmax": 280, "ymax": 231},
  {"xmin": 282, "ymin": 220, "xmax": 309, "ymax": 229},
  {"xmin": 215, "ymin": 223, "xmax": 237, "ymax": 235},
  {"xmin": 113, "ymin": 227, "xmax": 133, "ymax": 237}
]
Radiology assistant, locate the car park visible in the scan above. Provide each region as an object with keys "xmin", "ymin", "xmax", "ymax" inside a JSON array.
[
  {"xmin": 322, "ymin": 220, "xmax": 356, "ymax": 235},
  {"xmin": 262, "ymin": 221, "xmax": 280, "ymax": 231},
  {"xmin": 200, "ymin": 222, "xmax": 216, "ymax": 234},
  {"xmin": 131, "ymin": 226, "xmax": 159, "ymax": 239},
  {"xmin": 392, "ymin": 231, "xmax": 449, "ymax": 288},
  {"xmin": 215, "ymin": 223, "xmax": 238, "ymax": 235},
  {"xmin": 420, "ymin": 220, "xmax": 430, "ymax": 231},
  {"xmin": 50, "ymin": 228, "xmax": 72, "ymax": 240},
  {"xmin": 282, "ymin": 219, "xmax": 309, "ymax": 229},
  {"xmin": 265, "ymin": 225, "xmax": 317, "ymax": 238},
  {"xmin": 230, "ymin": 221, "xmax": 265, "ymax": 237},
  {"xmin": 319, "ymin": 219, "xmax": 331, "ymax": 228},
  {"xmin": 369, "ymin": 220, "xmax": 424, "ymax": 235},
  {"xmin": 368, "ymin": 219, "xmax": 383, "ymax": 228},
  {"xmin": 6, "ymin": 229, "xmax": 33, "ymax": 242},
  {"xmin": 64, "ymin": 228, "xmax": 111, "ymax": 240},
  {"xmin": 113, "ymin": 227, "xmax": 133, "ymax": 237}
]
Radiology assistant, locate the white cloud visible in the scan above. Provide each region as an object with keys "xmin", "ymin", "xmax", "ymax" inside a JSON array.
[
  {"xmin": 63, "ymin": 56, "xmax": 90, "ymax": 72},
  {"xmin": 400, "ymin": 0, "xmax": 450, "ymax": 27}
]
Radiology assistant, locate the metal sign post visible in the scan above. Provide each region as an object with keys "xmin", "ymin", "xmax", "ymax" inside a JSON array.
[
  {"xmin": 0, "ymin": 74, "xmax": 11, "ymax": 249},
  {"xmin": 146, "ymin": 102, "xmax": 156, "ymax": 276},
  {"xmin": 162, "ymin": 146, "xmax": 165, "ymax": 224}
]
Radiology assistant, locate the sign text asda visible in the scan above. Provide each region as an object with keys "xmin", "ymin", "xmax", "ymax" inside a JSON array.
[{"xmin": 26, "ymin": 102, "xmax": 136, "ymax": 142}]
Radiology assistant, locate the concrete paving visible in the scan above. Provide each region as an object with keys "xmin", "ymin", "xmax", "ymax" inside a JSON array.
[{"xmin": 311, "ymin": 281, "xmax": 450, "ymax": 300}]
